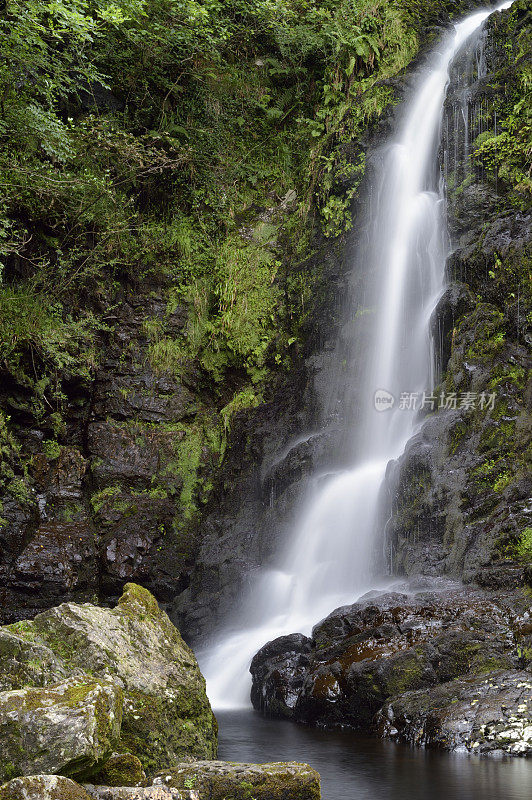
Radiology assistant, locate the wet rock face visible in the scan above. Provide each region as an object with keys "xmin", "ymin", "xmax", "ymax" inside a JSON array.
[
  {"xmin": 250, "ymin": 584, "xmax": 523, "ymax": 735},
  {"xmin": 378, "ymin": 670, "xmax": 532, "ymax": 756},
  {"xmin": 153, "ymin": 761, "xmax": 321, "ymax": 800},
  {"xmin": 0, "ymin": 447, "xmax": 97, "ymax": 622},
  {"xmin": 385, "ymin": 3, "xmax": 532, "ymax": 586},
  {"xmin": 250, "ymin": 634, "xmax": 312, "ymax": 718},
  {"xmin": 0, "ymin": 289, "xmax": 200, "ymax": 622}
]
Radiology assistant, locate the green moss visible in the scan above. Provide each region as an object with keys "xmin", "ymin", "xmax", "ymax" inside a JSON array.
[
  {"xmin": 385, "ymin": 655, "xmax": 424, "ymax": 696},
  {"xmin": 221, "ymin": 388, "xmax": 262, "ymax": 436},
  {"xmin": 42, "ymin": 439, "xmax": 62, "ymax": 461},
  {"xmin": 516, "ymin": 528, "xmax": 532, "ymax": 562},
  {"xmin": 90, "ymin": 486, "xmax": 121, "ymax": 514},
  {"xmin": 154, "ymin": 762, "xmax": 320, "ymax": 800},
  {"xmin": 465, "ymin": 305, "xmax": 506, "ymax": 360},
  {"xmin": 2, "ymin": 764, "xmax": 19, "ymax": 781},
  {"xmin": 471, "ymin": 458, "xmax": 514, "ymax": 494},
  {"xmin": 473, "ymin": 3, "xmax": 532, "ymax": 206},
  {"xmin": 5, "ymin": 621, "xmax": 36, "ymax": 641},
  {"xmin": 118, "ymin": 688, "xmax": 216, "ymax": 777},
  {"xmin": 479, "ymin": 419, "xmax": 516, "ymax": 454},
  {"xmin": 448, "ymin": 420, "xmax": 468, "ymax": 454},
  {"xmin": 148, "ymin": 337, "xmax": 187, "ymax": 379},
  {"xmin": 94, "ymin": 753, "xmax": 145, "ymax": 787},
  {"xmin": 117, "ymin": 582, "xmax": 161, "ymax": 619}
]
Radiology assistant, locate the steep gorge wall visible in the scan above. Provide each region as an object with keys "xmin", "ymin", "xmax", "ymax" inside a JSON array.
[
  {"xmin": 386, "ymin": 2, "xmax": 531, "ymax": 590},
  {"xmin": 0, "ymin": 0, "xmax": 528, "ymax": 634}
]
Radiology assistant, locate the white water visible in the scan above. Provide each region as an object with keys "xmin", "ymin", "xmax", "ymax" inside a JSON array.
[{"xmin": 201, "ymin": 2, "xmax": 512, "ymax": 709}]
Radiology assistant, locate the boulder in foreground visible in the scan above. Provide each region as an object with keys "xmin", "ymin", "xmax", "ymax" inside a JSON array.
[
  {"xmin": 0, "ymin": 775, "xmax": 92, "ymax": 800},
  {"xmin": 0, "ymin": 677, "xmax": 122, "ymax": 782},
  {"xmin": 153, "ymin": 761, "xmax": 320, "ymax": 800},
  {"xmin": 1, "ymin": 583, "xmax": 217, "ymax": 775}
]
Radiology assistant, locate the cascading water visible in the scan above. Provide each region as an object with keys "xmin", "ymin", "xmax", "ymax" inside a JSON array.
[{"xmin": 201, "ymin": 2, "xmax": 513, "ymax": 709}]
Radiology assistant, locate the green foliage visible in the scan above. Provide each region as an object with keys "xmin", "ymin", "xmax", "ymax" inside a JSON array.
[
  {"xmin": 0, "ymin": 0, "xmax": 475, "ymax": 524},
  {"xmin": 91, "ymin": 485, "xmax": 121, "ymax": 514},
  {"xmin": 473, "ymin": 5, "xmax": 532, "ymax": 204},
  {"xmin": 517, "ymin": 528, "xmax": 532, "ymax": 561},
  {"xmin": 221, "ymin": 388, "xmax": 262, "ymax": 434},
  {"xmin": 212, "ymin": 239, "xmax": 281, "ymax": 380},
  {"xmin": 42, "ymin": 439, "xmax": 62, "ymax": 461}
]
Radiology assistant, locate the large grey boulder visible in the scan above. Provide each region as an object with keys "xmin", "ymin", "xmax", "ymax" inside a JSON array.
[
  {"xmin": 1, "ymin": 583, "xmax": 217, "ymax": 777},
  {"xmin": 153, "ymin": 761, "xmax": 321, "ymax": 800},
  {"xmin": 0, "ymin": 677, "xmax": 122, "ymax": 782}
]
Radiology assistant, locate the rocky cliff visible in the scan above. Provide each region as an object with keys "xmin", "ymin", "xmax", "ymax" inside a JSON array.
[
  {"xmin": 247, "ymin": 0, "xmax": 532, "ymax": 754},
  {"xmin": 386, "ymin": 1, "xmax": 531, "ymax": 590},
  {"xmin": 0, "ymin": 0, "xmax": 487, "ymax": 630},
  {"xmin": 172, "ymin": 0, "xmax": 531, "ymax": 642}
]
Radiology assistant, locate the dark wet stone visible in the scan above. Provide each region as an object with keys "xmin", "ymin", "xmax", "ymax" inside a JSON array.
[
  {"xmin": 250, "ymin": 586, "xmax": 521, "ymax": 732},
  {"xmin": 377, "ymin": 669, "xmax": 532, "ymax": 755},
  {"xmin": 250, "ymin": 634, "xmax": 312, "ymax": 718}
]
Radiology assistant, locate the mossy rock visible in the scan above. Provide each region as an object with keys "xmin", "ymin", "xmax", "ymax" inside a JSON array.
[
  {"xmin": 93, "ymin": 753, "xmax": 145, "ymax": 787},
  {"xmin": 0, "ymin": 629, "xmax": 67, "ymax": 691},
  {"xmin": 2, "ymin": 584, "xmax": 217, "ymax": 775},
  {"xmin": 0, "ymin": 775, "xmax": 91, "ymax": 800},
  {"xmin": 154, "ymin": 761, "xmax": 321, "ymax": 800},
  {"xmin": 0, "ymin": 677, "xmax": 122, "ymax": 783}
]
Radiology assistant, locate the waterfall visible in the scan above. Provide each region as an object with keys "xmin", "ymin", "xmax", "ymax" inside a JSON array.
[{"xmin": 200, "ymin": 2, "xmax": 512, "ymax": 710}]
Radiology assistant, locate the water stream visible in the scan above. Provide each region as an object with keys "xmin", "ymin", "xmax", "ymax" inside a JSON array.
[
  {"xmin": 200, "ymin": 2, "xmax": 513, "ymax": 711},
  {"xmin": 217, "ymin": 711, "xmax": 532, "ymax": 800}
]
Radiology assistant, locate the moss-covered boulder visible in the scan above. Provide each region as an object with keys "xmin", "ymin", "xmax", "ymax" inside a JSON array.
[
  {"xmin": 2, "ymin": 584, "xmax": 216, "ymax": 775},
  {"xmin": 0, "ymin": 677, "xmax": 122, "ymax": 782},
  {"xmin": 153, "ymin": 761, "xmax": 321, "ymax": 800},
  {"xmin": 94, "ymin": 754, "xmax": 146, "ymax": 788},
  {"xmin": 0, "ymin": 775, "xmax": 92, "ymax": 800}
]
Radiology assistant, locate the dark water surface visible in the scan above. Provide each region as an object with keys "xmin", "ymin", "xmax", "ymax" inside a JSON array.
[{"xmin": 217, "ymin": 711, "xmax": 531, "ymax": 800}]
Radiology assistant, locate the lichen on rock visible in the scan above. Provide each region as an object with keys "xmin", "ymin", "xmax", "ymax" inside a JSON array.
[
  {"xmin": 0, "ymin": 584, "xmax": 216, "ymax": 778},
  {"xmin": 0, "ymin": 677, "xmax": 122, "ymax": 782},
  {"xmin": 153, "ymin": 760, "xmax": 321, "ymax": 800},
  {"xmin": 0, "ymin": 775, "xmax": 92, "ymax": 800},
  {"xmin": 378, "ymin": 669, "xmax": 532, "ymax": 755}
]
